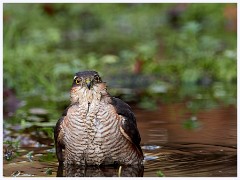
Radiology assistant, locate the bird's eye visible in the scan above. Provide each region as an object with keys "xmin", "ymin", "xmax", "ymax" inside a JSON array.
[
  {"xmin": 75, "ymin": 78, "xmax": 82, "ymax": 84},
  {"xmin": 94, "ymin": 75, "xmax": 101, "ymax": 82}
]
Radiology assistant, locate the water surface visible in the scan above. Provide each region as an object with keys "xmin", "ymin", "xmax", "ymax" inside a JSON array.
[{"xmin": 3, "ymin": 101, "xmax": 237, "ymax": 177}]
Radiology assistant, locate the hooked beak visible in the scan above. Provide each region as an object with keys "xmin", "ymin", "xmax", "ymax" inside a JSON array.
[{"xmin": 85, "ymin": 79, "xmax": 92, "ymax": 90}]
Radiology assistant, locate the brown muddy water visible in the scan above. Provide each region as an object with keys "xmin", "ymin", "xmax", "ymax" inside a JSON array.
[{"xmin": 3, "ymin": 102, "xmax": 237, "ymax": 177}]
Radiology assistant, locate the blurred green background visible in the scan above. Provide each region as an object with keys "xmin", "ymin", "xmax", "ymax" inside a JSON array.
[{"xmin": 3, "ymin": 3, "xmax": 237, "ymax": 121}]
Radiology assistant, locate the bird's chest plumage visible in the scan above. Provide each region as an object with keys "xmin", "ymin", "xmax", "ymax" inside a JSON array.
[
  {"xmin": 63, "ymin": 99, "xmax": 123, "ymax": 165},
  {"xmin": 55, "ymin": 72, "xmax": 143, "ymax": 166}
]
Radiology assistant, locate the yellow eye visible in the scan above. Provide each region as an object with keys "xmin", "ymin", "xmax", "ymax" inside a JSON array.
[{"xmin": 75, "ymin": 78, "xmax": 82, "ymax": 84}]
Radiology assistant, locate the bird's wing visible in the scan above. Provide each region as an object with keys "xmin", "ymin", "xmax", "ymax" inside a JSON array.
[
  {"xmin": 110, "ymin": 97, "xmax": 143, "ymax": 155},
  {"xmin": 54, "ymin": 105, "xmax": 70, "ymax": 162}
]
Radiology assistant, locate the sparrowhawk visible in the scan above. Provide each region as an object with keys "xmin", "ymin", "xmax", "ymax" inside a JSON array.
[{"xmin": 54, "ymin": 71, "xmax": 143, "ymax": 165}]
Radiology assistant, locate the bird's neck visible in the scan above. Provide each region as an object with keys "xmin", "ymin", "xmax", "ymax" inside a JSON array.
[
  {"xmin": 70, "ymin": 82, "xmax": 109, "ymax": 110},
  {"xmin": 77, "ymin": 88, "xmax": 101, "ymax": 107}
]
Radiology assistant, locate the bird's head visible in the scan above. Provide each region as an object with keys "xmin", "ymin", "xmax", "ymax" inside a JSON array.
[
  {"xmin": 70, "ymin": 70, "xmax": 107, "ymax": 104},
  {"xmin": 72, "ymin": 70, "xmax": 102, "ymax": 90}
]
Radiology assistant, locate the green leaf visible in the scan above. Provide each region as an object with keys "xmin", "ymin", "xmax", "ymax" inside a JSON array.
[{"xmin": 156, "ymin": 170, "xmax": 165, "ymax": 177}]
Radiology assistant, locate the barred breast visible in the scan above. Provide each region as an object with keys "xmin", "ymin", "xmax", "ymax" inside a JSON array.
[
  {"xmin": 62, "ymin": 101, "xmax": 142, "ymax": 165},
  {"xmin": 62, "ymin": 103, "xmax": 89, "ymax": 165},
  {"xmin": 55, "ymin": 73, "xmax": 143, "ymax": 166},
  {"xmin": 93, "ymin": 102, "xmax": 143, "ymax": 165}
]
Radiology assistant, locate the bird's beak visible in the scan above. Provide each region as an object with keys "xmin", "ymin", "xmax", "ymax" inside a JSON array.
[{"xmin": 85, "ymin": 79, "xmax": 92, "ymax": 90}]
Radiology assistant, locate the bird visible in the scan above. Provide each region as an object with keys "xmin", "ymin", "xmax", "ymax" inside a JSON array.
[{"xmin": 54, "ymin": 70, "xmax": 143, "ymax": 166}]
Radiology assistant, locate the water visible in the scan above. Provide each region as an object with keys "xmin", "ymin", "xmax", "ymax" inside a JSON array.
[
  {"xmin": 137, "ymin": 103, "xmax": 237, "ymax": 176},
  {"xmin": 3, "ymin": 102, "xmax": 237, "ymax": 177}
]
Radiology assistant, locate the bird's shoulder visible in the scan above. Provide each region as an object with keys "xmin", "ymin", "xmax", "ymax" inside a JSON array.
[{"xmin": 109, "ymin": 97, "xmax": 136, "ymax": 123}]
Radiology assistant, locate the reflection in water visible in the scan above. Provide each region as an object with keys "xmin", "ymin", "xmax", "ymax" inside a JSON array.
[
  {"xmin": 136, "ymin": 104, "xmax": 237, "ymax": 147},
  {"xmin": 57, "ymin": 163, "xmax": 144, "ymax": 177},
  {"xmin": 137, "ymin": 104, "xmax": 237, "ymax": 176}
]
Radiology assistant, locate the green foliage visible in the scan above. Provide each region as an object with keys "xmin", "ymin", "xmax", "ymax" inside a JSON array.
[
  {"xmin": 45, "ymin": 168, "xmax": 53, "ymax": 175},
  {"xmin": 4, "ymin": 140, "xmax": 20, "ymax": 149},
  {"xmin": 183, "ymin": 116, "xmax": 201, "ymax": 130},
  {"xmin": 39, "ymin": 152, "xmax": 57, "ymax": 162},
  {"xmin": 26, "ymin": 151, "xmax": 34, "ymax": 162},
  {"xmin": 3, "ymin": 3, "xmax": 236, "ymax": 111},
  {"xmin": 156, "ymin": 170, "xmax": 165, "ymax": 177},
  {"xmin": 40, "ymin": 127, "xmax": 54, "ymax": 140},
  {"xmin": 3, "ymin": 140, "xmax": 21, "ymax": 161},
  {"xmin": 138, "ymin": 96, "xmax": 158, "ymax": 110}
]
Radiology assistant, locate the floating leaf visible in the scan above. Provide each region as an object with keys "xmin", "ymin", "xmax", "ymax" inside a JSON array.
[
  {"xmin": 11, "ymin": 171, "xmax": 21, "ymax": 177},
  {"xmin": 156, "ymin": 170, "xmax": 165, "ymax": 177},
  {"xmin": 45, "ymin": 168, "xmax": 52, "ymax": 175},
  {"xmin": 26, "ymin": 151, "xmax": 34, "ymax": 162}
]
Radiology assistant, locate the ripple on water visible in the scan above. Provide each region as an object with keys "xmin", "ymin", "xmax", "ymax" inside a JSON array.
[
  {"xmin": 142, "ymin": 145, "xmax": 161, "ymax": 151},
  {"xmin": 143, "ymin": 143, "xmax": 237, "ymax": 177}
]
